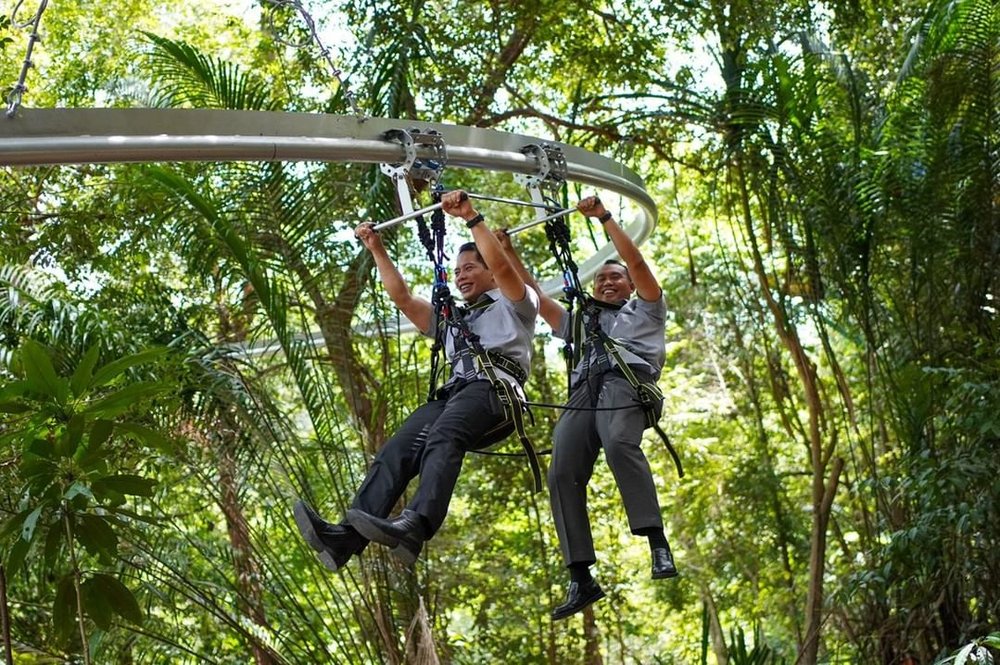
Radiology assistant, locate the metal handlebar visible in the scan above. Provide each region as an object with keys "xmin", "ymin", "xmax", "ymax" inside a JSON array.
[
  {"xmin": 505, "ymin": 207, "xmax": 576, "ymax": 235},
  {"xmin": 372, "ymin": 190, "xmax": 574, "ymax": 232}
]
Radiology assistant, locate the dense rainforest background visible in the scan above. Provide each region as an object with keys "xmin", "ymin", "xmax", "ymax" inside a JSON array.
[{"xmin": 1, "ymin": 0, "xmax": 998, "ymax": 663}]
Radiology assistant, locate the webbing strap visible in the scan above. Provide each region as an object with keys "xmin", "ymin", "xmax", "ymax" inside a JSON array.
[
  {"xmin": 475, "ymin": 350, "xmax": 527, "ymax": 385},
  {"xmin": 491, "ymin": 377, "xmax": 542, "ymax": 492},
  {"xmin": 441, "ymin": 292, "xmax": 541, "ymax": 492},
  {"xmin": 534, "ymin": 199, "xmax": 683, "ymax": 478},
  {"xmin": 594, "ymin": 329, "xmax": 684, "ymax": 478}
]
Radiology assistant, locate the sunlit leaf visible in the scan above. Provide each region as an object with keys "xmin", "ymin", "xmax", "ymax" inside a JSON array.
[
  {"xmin": 82, "ymin": 382, "xmax": 172, "ymax": 418},
  {"xmin": 116, "ymin": 421, "xmax": 174, "ymax": 454},
  {"xmin": 21, "ymin": 340, "xmax": 69, "ymax": 402},
  {"xmin": 90, "ymin": 348, "xmax": 168, "ymax": 388},
  {"xmin": 70, "ymin": 343, "xmax": 102, "ymax": 396}
]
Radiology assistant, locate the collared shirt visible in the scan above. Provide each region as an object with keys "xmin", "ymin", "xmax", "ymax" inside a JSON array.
[
  {"xmin": 554, "ymin": 293, "xmax": 667, "ymax": 386},
  {"xmin": 422, "ymin": 287, "xmax": 539, "ymax": 389}
]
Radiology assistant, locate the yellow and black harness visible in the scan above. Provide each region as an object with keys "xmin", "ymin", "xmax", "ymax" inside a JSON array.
[
  {"xmin": 417, "ymin": 196, "xmax": 542, "ymax": 492},
  {"xmin": 575, "ymin": 302, "xmax": 684, "ymax": 478},
  {"xmin": 546, "ymin": 209, "xmax": 684, "ymax": 478}
]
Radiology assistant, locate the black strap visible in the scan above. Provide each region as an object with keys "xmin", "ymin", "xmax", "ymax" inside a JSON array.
[
  {"xmin": 543, "ymin": 208, "xmax": 584, "ymax": 398},
  {"xmin": 540, "ymin": 210, "xmax": 684, "ymax": 478},
  {"xmin": 419, "ymin": 189, "xmax": 451, "ymax": 402},
  {"xmin": 410, "ymin": 188, "xmax": 540, "ymax": 490},
  {"xmin": 594, "ymin": 331, "xmax": 684, "ymax": 478},
  {"xmin": 437, "ymin": 285, "xmax": 541, "ymax": 491},
  {"xmin": 491, "ymin": 377, "xmax": 542, "ymax": 492}
]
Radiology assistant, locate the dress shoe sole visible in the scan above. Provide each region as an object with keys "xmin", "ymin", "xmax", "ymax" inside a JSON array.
[
  {"xmin": 346, "ymin": 509, "xmax": 399, "ymax": 546},
  {"xmin": 316, "ymin": 550, "xmax": 344, "ymax": 573},
  {"xmin": 294, "ymin": 501, "xmax": 345, "ymax": 573},
  {"xmin": 551, "ymin": 587, "xmax": 606, "ymax": 621},
  {"xmin": 388, "ymin": 542, "xmax": 419, "ymax": 566},
  {"xmin": 345, "ymin": 509, "xmax": 419, "ymax": 566},
  {"xmin": 293, "ymin": 501, "xmax": 326, "ymax": 553},
  {"xmin": 652, "ymin": 568, "xmax": 679, "ymax": 580}
]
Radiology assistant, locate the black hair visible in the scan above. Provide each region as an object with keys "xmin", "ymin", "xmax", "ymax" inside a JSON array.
[
  {"xmin": 457, "ymin": 242, "xmax": 486, "ymax": 266},
  {"xmin": 602, "ymin": 259, "xmax": 630, "ymax": 279}
]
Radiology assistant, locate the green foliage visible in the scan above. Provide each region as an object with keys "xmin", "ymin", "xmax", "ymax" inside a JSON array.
[
  {"xmin": 0, "ymin": 337, "xmax": 173, "ymax": 652},
  {"xmin": 728, "ymin": 624, "xmax": 787, "ymax": 665},
  {"xmin": 3, "ymin": 0, "xmax": 999, "ymax": 663},
  {"xmin": 936, "ymin": 632, "xmax": 1000, "ymax": 665},
  {"xmin": 143, "ymin": 32, "xmax": 280, "ymax": 111}
]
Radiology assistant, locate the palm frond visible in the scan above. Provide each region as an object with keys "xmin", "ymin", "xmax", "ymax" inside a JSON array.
[{"xmin": 143, "ymin": 32, "xmax": 279, "ymax": 111}]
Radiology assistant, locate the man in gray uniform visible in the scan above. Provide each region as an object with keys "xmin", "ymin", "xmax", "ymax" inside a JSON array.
[
  {"xmin": 500, "ymin": 195, "xmax": 676, "ymax": 620},
  {"xmin": 294, "ymin": 190, "xmax": 538, "ymax": 568}
]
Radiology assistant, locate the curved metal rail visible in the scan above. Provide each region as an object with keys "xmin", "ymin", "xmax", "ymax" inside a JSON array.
[{"xmin": 1, "ymin": 109, "xmax": 659, "ymax": 344}]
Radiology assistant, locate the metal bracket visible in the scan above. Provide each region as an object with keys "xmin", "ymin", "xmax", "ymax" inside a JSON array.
[
  {"xmin": 408, "ymin": 128, "xmax": 448, "ymax": 185},
  {"xmin": 514, "ymin": 143, "xmax": 566, "ymax": 196},
  {"xmin": 380, "ymin": 128, "xmax": 417, "ymax": 216},
  {"xmin": 380, "ymin": 127, "xmax": 447, "ymax": 182},
  {"xmin": 515, "ymin": 143, "xmax": 567, "ymax": 224},
  {"xmin": 380, "ymin": 127, "xmax": 449, "ymax": 218}
]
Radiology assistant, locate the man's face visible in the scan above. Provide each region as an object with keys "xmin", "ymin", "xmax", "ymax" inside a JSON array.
[
  {"xmin": 454, "ymin": 250, "xmax": 495, "ymax": 301},
  {"xmin": 593, "ymin": 263, "xmax": 634, "ymax": 303}
]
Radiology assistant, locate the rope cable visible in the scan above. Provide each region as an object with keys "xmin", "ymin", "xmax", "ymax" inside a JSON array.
[
  {"xmin": 5, "ymin": 0, "xmax": 48, "ymax": 118},
  {"xmin": 262, "ymin": 0, "xmax": 365, "ymax": 120}
]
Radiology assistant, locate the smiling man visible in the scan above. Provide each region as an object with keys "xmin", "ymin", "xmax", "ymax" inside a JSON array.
[
  {"xmin": 294, "ymin": 190, "xmax": 538, "ymax": 569},
  {"xmin": 500, "ymin": 195, "xmax": 678, "ymax": 621}
]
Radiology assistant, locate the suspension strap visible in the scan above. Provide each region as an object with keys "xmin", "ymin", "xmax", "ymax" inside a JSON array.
[
  {"xmin": 526, "ymin": 180, "xmax": 684, "ymax": 478},
  {"xmin": 590, "ymin": 325, "xmax": 684, "ymax": 478},
  {"xmin": 411, "ymin": 208, "xmax": 542, "ymax": 491},
  {"xmin": 422, "ymin": 190, "xmax": 451, "ymax": 401},
  {"xmin": 515, "ymin": 148, "xmax": 585, "ymax": 399},
  {"xmin": 442, "ymin": 299, "xmax": 541, "ymax": 492},
  {"xmin": 375, "ymin": 134, "xmax": 539, "ymax": 489}
]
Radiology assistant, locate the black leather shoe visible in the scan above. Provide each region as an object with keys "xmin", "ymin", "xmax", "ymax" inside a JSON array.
[
  {"xmin": 346, "ymin": 508, "xmax": 427, "ymax": 566},
  {"xmin": 551, "ymin": 579, "xmax": 606, "ymax": 620},
  {"xmin": 293, "ymin": 500, "xmax": 365, "ymax": 573},
  {"xmin": 651, "ymin": 546, "xmax": 678, "ymax": 579}
]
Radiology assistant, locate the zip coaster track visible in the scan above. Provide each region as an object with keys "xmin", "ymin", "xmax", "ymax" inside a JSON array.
[
  {"xmin": 1, "ymin": 0, "xmax": 658, "ymax": 339},
  {"xmin": 0, "ymin": 108, "xmax": 659, "ymax": 320},
  {"xmin": 0, "ymin": 0, "xmax": 681, "ymax": 482}
]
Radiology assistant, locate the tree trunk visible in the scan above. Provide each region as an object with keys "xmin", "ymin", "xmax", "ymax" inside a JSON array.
[
  {"xmin": 217, "ymin": 432, "xmax": 276, "ymax": 665},
  {"xmin": 214, "ymin": 293, "xmax": 276, "ymax": 665},
  {"xmin": 583, "ymin": 606, "xmax": 603, "ymax": 665},
  {"xmin": 800, "ymin": 457, "xmax": 842, "ymax": 665},
  {"xmin": 733, "ymin": 156, "xmax": 842, "ymax": 664},
  {"xmin": 0, "ymin": 564, "xmax": 13, "ymax": 665},
  {"xmin": 700, "ymin": 586, "xmax": 729, "ymax": 665}
]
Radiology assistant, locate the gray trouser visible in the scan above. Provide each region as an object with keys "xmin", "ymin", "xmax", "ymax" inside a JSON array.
[{"xmin": 548, "ymin": 371, "xmax": 663, "ymax": 566}]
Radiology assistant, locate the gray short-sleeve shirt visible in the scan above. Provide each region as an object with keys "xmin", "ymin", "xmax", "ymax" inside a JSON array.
[
  {"xmin": 554, "ymin": 294, "xmax": 666, "ymax": 386},
  {"xmin": 422, "ymin": 287, "xmax": 539, "ymax": 390}
]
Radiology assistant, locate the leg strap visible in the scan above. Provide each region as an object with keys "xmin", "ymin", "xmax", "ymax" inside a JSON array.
[
  {"xmin": 493, "ymin": 378, "xmax": 542, "ymax": 492},
  {"xmin": 633, "ymin": 379, "xmax": 684, "ymax": 478}
]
